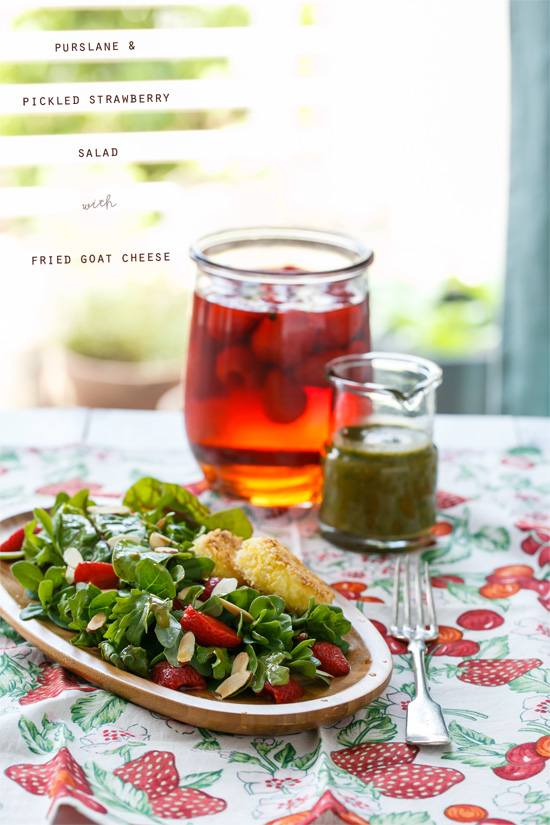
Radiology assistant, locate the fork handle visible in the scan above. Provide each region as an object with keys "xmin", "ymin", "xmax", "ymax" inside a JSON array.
[{"xmin": 406, "ymin": 638, "xmax": 450, "ymax": 745}]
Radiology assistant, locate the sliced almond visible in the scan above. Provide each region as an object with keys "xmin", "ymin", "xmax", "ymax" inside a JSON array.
[
  {"xmin": 88, "ymin": 505, "xmax": 131, "ymax": 515},
  {"xmin": 214, "ymin": 669, "xmax": 251, "ymax": 699},
  {"xmin": 177, "ymin": 631, "xmax": 195, "ymax": 664},
  {"xmin": 63, "ymin": 547, "xmax": 83, "ymax": 568},
  {"xmin": 211, "ymin": 577, "xmax": 239, "ymax": 598},
  {"xmin": 149, "ymin": 532, "xmax": 171, "ymax": 549},
  {"xmin": 156, "ymin": 517, "xmax": 166, "ymax": 529},
  {"xmin": 65, "ymin": 566, "xmax": 75, "ymax": 585},
  {"xmin": 177, "ymin": 585, "xmax": 193, "ymax": 601},
  {"xmin": 316, "ymin": 670, "xmax": 335, "ymax": 679},
  {"xmin": 218, "ymin": 597, "xmax": 254, "ymax": 623},
  {"xmin": 231, "ymin": 651, "xmax": 249, "ymax": 675},
  {"xmin": 87, "ymin": 612, "xmax": 107, "ymax": 632},
  {"xmin": 107, "ymin": 533, "xmax": 141, "ymax": 548}
]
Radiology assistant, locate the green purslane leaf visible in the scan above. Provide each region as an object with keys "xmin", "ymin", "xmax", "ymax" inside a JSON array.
[
  {"xmin": 44, "ymin": 566, "xmax": 66, "ymax": 589},
  {"xmin": 201, "ymin": 507, "xmax": 253, "ymax": 540},
  {"xmin": 34, "ymin": 508, "xmax": 54, "ymax": 539},
  {"xmin": 195, "ymin": 646, "xmax": 232, "ymax": 680},
  {"xmin": 292, "ymin": 600, "xmax": 351, "ymax": 653},
  {"xmin": 119, "ymin": 645, "xmax": 150, "ymax": 679},
  {"xmin": 38, "ymin": 579, "xmax": 54, "ymax": 608},
  {"xmin": 135, "ymin": 558, "xmax": 176, "ymax": 600},
  {"xmin": 123, "ymin": 475, "xmax": 253, "ymax": 538},
  {"xmin": 54, "ymin": 510, "xmax": 99, "ymax": 559},
  {"xmin": 11, "ymin": 561, "xmax": 44, "ymax": 591},
  {"xmin": 155, "ymin": 613, "xmax": 181, "ymax": 648},
  {"xmin": 87, "ymin": 511, "xmax": 146, "ymax": 542},
  {"xmin": 123, "ymin": 476, "xmax": 211, "ymax": 524},
  {"xmin": 20, "ymin": 602, "xmax": 48, "ymax": 621}
]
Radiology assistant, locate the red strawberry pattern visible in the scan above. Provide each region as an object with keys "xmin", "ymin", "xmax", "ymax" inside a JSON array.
[
  {"xmin": 114, "ymin": 751, "xmax": 226, "ymax": 818},
  {"xmin": 1, "ymin": 437, "xmax": 549, "ymax": 824},
  {"xmin": 264, "ymin": 790, "xmax": 371, "ymax": 825},
  {"xmin": 331, "ymin": 742, "xmax": 419, "ymax": 775},
  {"xmin": 356, "ymin": 764, "xmax": 465, "ymax": 798},
  {"xmin": 20, "ymin": 663, "xmax": 95, "ymax": 705},
  {"xmin": 457, "ymin": 659, "xmax": 543, "ymax": 687},
  {"xmin": 5, "ymin": 747, "xmax": 107, "ymax": 815},
  {"xmin": 437, "ymin": 491, "xmax": 470, "ymax": 509},
  {"xmin": 35, "ymin": 479, "xmax": 107, "ymax": 497}
]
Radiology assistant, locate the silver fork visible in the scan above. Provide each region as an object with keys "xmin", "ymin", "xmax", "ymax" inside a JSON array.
[{"xmin": 390, "ymin": 554, "xmax": 450, "ymax": 746}]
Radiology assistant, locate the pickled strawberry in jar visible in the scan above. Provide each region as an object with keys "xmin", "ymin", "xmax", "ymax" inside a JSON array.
[{"xmin": 185, "ymin": 227, "xmax": 374, "ymax": 506}]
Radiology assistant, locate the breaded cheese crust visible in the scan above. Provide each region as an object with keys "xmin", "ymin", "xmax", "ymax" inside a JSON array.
[
  {"xmin": 234, "ymin": 537, "xmax": 334, "ymax": 614},
  {"xmin": 192, "ymin": 529, "xmax": 244, "ymax": 583}
]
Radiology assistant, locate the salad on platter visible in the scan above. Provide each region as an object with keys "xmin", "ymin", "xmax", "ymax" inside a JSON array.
[{"xmin": 0, "ymin": 477, "xmax": 354, "ymax": 705}]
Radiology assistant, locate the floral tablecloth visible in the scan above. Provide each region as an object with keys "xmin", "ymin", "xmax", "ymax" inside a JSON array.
[{"xmin": 0, "ymin": 433, "xmax": 549, "ymax": 825}]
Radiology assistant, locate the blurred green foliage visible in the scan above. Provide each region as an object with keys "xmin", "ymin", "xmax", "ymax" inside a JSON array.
[
  {"xmin": 373, "ymin": 277, "xmax": 500, "ymax": 358},
  {"xmin": 64, "ymin": 283, "xmax": 188, "ymax": 362}
]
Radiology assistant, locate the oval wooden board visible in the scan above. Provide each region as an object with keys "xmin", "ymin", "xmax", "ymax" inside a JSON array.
[{"xmin": 0, "ymin": 509, "xmax": 392, "ymax": 735}]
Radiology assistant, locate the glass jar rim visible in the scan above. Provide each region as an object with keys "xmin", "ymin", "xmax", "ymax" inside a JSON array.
[
  {"xmin": 189, "ymin": 226, "xmax": 374, "ymax": 284},
  {"xmin": 325, "ymin": 352, "xmax": 443, "ymax": 402}
]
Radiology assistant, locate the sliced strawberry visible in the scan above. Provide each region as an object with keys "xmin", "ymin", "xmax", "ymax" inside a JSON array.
[
  {"xmin": 74, "ymin": 561, "xmax": 118, "ymax": 589},
  {"xmin": 151, "ymin": 787, "xmax": 227, "ymax": 818},
  {"xmin": 151, "ymin": 662, "xmax": 206, "ymax": 691},
  {"xmin": 457, "ymin": 658, "xmax": 543, "ymax": 686},
  {"xmin": 114, "ymin": 750, "xmax": 179, "ymax": 798},
  {"xmin": 311, "ymin": 641, "xmax": 350, "ymax": 677},
  {"xmin": 0, "ymin": 526, "xmax": 26, "ymax": 554},
  {"xmin": 331, "ymin": 742, "xmax": 418, "ymax": 775},
  {"xmin": 201, "ymin": 577, "xmax": 223, "ymax": 600},
  {"xmin": 180, "ymin": 604, "xmax": 241, "ymax": 648},
  {"xmin": 358, "ymin": 763, "xmax": 464, "ymax": 798},
  {"xmin": 20, "ymin": 663, "xmax": 94, "ymax": 705},
  {"xmin": 261, "ymin": 678, "xmax": 304, "ymax": 704}
]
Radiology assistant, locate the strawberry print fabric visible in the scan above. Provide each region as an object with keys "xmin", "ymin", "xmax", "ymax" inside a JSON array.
[{"xmin": 0, "ymin": 438, "xmax": 549, "ymax": 825}]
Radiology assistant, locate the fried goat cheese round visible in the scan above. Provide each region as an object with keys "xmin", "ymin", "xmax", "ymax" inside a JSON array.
[
  {"xmin": 234, "ymin": 537, "xmax": 334, "ymax": 614},
  {"xmin": 192, "ymin": 529, "xmax": 244, "ymax": 583}
]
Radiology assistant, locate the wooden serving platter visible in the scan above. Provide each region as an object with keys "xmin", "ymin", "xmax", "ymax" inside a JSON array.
[{"xmin": 0, "ymin": 509, "xmax": 392, "ymax": 735}]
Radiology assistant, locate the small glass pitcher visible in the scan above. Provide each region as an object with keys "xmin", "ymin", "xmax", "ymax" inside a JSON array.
[{"xmin": 319, "ymin": 352, "xmax": 443, "ymax": 551}]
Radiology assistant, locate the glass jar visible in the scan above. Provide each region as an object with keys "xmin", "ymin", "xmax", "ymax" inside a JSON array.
[
  {"xmin": 319, "ymin": 352, "xmax": 443, "ymax": 550},
  {"xmin": 184, "ymin": 227, "xmax": 374, "ymax": 506}
]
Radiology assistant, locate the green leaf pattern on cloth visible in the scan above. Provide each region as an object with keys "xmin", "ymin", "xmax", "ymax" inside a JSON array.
[{"xmin": 0, "ymin": 441, "xmax": 548, "ymax": 824}]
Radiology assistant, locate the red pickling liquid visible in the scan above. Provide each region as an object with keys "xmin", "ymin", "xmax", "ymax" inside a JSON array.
[{"xmin": 184, "ymin": 276, "xmax": 370, "ymax": 506}]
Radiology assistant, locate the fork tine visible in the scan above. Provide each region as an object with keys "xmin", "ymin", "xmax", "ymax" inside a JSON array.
[
  {"xmin": 413, "ymin": 554, "xmax": 423, "ymax": 629},
  {"xmin": 403, "ymin": 556, "xmax": 411, "ymax": 628},
  {"xmin": 423, "ymin": 560, "xmax": 437, "ymax": 637},
  {"xmin": 391, "ymin": 557, "xmax": 401, "ymax": 631}
]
